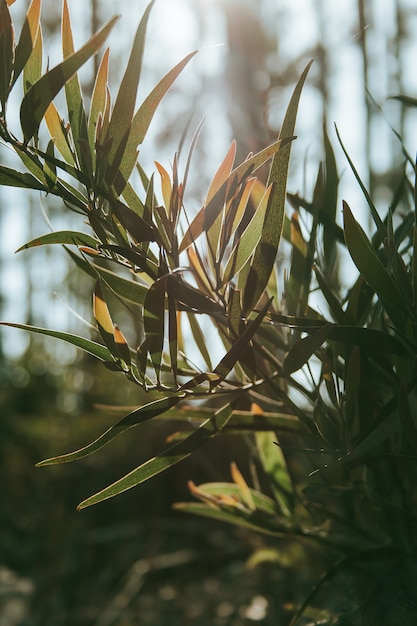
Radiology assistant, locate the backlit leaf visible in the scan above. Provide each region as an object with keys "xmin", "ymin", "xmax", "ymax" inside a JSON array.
[
  {"xmin": 105, "ymin": 1, "xmax": 155, "ymax": 187},
  {"xmin": 179, "ymin": 138, "xmax": 290, "ymax": 254},
  {"xmin": 0, "ymin": 0, "xmax": 14, "ymax": 105},
  {"xmin": 113, "ymin": 51, "xmax": 197, "ymax": 195},
  {"xmin": 343, "ymin": 201, "xmax": 405, "ymax": 317},
  {"xmin": 22, "ymin": 19, "xmax": 42, "ymax": 93},
  {"xmin": 0, "ymin": 321, "xmax": 112, "ymax": 361},
  {"xmin": 37, "ymin": 395, "xmax": 184, "ymax": 467},
  {"xmin": 88, "ymin": 47, "xmax": 110, "ymax": 156},
  {"xmin": 12, "ymin": 0, "xmax": 41, "ymax": 87},
  {"xmin": 243, "ymin": 63, "xmax": 312, "ymax": 314},
  {"xmin": 20, "ymin": 14, "xmax": 118, "ymax": 141},
  {"xmin": 93, "ymin": 279, "xmax": 117, "ymax": 355},
  {"xmin": 44, "ymin": 101, "xmax": 75, "ymax": 165},
  {"xmin": 222, "ymin": 183, "xmax": 272, "ymax": 284},
  {"xmin": 77, "ymin": 399, "xmax": 238, "ymax": 509}
]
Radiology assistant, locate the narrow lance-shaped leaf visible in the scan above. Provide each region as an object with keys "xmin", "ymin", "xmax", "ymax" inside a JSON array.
[
  {"xmin": 44, "ymin": 101, "xmax": 76, "ymax": 165},
  {"xmin": 0, "ymin": 0, "xmax": 14, "ymax": 106},
  {"xmin": 61, "ymin": 0, "xmax": 92, "ymax": 177},
  {"xmin": 242, "ymin": 61, "xmax": 312, "ymax": 313},
  {"xmin": 0, "ymin": 321, "xmax": 112, "ymax": 362},
  {"xmin": 222, "ymin": 183, "xmax": 272, "ymax": 284},
  {"xmin": 105, "ymin": 0, "xmax": 155, "ymax": 185},
  {"xmin": 12, "ymin": 0, "xmax": 41, "ymax": 87},
  {"xmin": 342, "ymin": 201, "xmax": 405, "ymax": 316},
  {"xmin": 336, "ymin": 125, "xmax": 387, "ymax": 242},
  {"xmin": 213, "ymin": 297, "xmax": 272, "ymax": 383},
  {"xmin": 37, "ymin": 395, "xmax": 184, "ymax": 467},
  {"xmin": 282, "ymin": 324, "xmax": 331, "ymax": 375},
  {"xmin": 20, "ymin": 14, "xmax": 118, "ymax": 142},
  {"xmin": 88, "ymin": 47, "xmax": 110, "ymax": 158},
  {"xmin": 143, "ymin": 276, "xmax": 167, "ymax": 382},
  {"xmin": 0, "ymin": 164, "xmax": 48, "ymax": 191},
  {"xmin": 93, "ymin": 279, "xmax": 117, "ymax": 355},
  {"xmin": 113, "ymin": 50, "xmax": 197, "ymax": 195},
  {"xmin": 22, "ymin": 18, "xmax": 42, "ymax": 93},
  {"xmin": 77, "ymin": 398, "xmax": 239, "ymax": 509},
  {"xmin": 179, "ymin": 137, "xmax": 292, "ymax": 253}
]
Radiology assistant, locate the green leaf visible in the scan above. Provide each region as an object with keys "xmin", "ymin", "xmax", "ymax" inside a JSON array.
[
  {"xmin": 12, "ymin": 0, "xmax": 41, "ymax": 88},
  {"xmin": 143, "ymin": 276, "xmax": 167, "ymax": 381},
  {"xmin": 22, "ymin": 18, "xmax": 42, "ymax": 93},
  {"xmin": 105, "ymin": 1, "xmax": 155, "ymax": 186},
  {"xmin": 37, "ymin": 395, "xmax": 183, "ymax": 467},
  {"xmin": 343, "ymin": 201, "xmax": 405, "ymax": 317},
  {"xmin": 0, "ymin": 164, "xmax": 48, "ymax": 191},
  {"xmin": 222, "ymin": 183, "xmax": 272, "ymax": 284},
  {"xmin": 213, "ymin": 297, "xmax": 272, "ymax": 382},
  {"xmin": 92, "ymin": 264, "xmax": 147, "ymax": 306},
  {"xmin": 283, "ymin": 324, "xmax": 331, "ymax": 375},
  {"xmin": 0, "ymin": 321, "xmax": 112, "ymax": 361},
  {"xmin": 61, "ymin": 0, "xmax": 91, "ymax": 178},
  {"xmin": 256, "ymin": 431, "xmax": 293, "ymax": 517},
  {"xmin": 0, "ymin": 0, "xmax": 14, "ymax": 106},
  {"xmin": 113, "ymin": 50, "xmax": 197, "ymax": 195},
  {"xmin": 44, "ymin": 102, "xmax": 76, "ymax": 165},
  {"xmin": 20, "ymin": 14, "xmax": 118, "ymax": 141},
  {"xmin": 16, "ymin": 230, "xmax": 100, "ymax": 252},
  {"xmin": 179, "ymin": 138, "xmax": 291, "ymax": 253},
  {"xmin": 242, "ymin": 61, "xmax": 313, "ymax": 313},
  {"xmin": 336, "ymin": 126, "xmax": 386, "ymax": 240},
  {"xmin": 88, "ymin": 47, "xmax": 110, "ymax": 159},
  {"xmin": 77, "ymin": 398, "xmax": 238, "ymax": 509}
]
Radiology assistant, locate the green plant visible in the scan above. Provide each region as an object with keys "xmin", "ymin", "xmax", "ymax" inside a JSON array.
[{"xmin": 2, "ymin": 0, "xmax": 417, "ymax": 623}]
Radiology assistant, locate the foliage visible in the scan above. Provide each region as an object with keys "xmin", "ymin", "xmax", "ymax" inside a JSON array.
[{"xmin": 2, "ymin": 1, "xmax": 417, "ymax": 623}]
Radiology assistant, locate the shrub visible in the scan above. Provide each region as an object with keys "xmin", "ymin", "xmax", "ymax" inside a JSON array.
[{"xmin": 1, "ymin": 1, "xmax": 417, "ymax": 623}]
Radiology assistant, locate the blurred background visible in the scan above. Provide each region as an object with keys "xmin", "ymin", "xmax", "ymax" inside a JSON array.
[{"xmin": 1, "ymin": 0, "xmax": 417, "ymax": 624}]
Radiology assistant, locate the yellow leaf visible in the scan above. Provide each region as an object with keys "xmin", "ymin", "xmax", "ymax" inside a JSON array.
[
  {"xmin": 206, "ymin": 140, "xmax": 236, "ymax": 205},
  {"xmin": 155, "ymin": 161, "xmax": 172, "ymax": 212}
]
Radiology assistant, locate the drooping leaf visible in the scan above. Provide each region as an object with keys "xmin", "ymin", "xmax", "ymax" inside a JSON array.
[
  {"xmin": 0, "ymin": 164, "xmax": 48, "ymax": 191},
  {"xmin": 0, "ymin": 321, "xmax": 112, "ymax": 361},
  {"xmin": 77, "ymin": 398, "xmax": 238, "ymax": 509},
  {"xmin": 37, "ymin": 395, "xmax": 184, "ymax": 467},
  {"xmin": 20, "ymin": 14, "xmax": 118, "ymax": 141}
]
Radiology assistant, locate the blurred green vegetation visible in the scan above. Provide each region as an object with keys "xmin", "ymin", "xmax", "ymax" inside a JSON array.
[{"xmin": 2, "ymin": 346, "xmax": 323, "ymax": 625}]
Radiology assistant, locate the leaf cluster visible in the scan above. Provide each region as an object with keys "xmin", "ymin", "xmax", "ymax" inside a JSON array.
[{"xmin": 2, "ymin": 2, "xmax": 417, "ymax": 623}]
